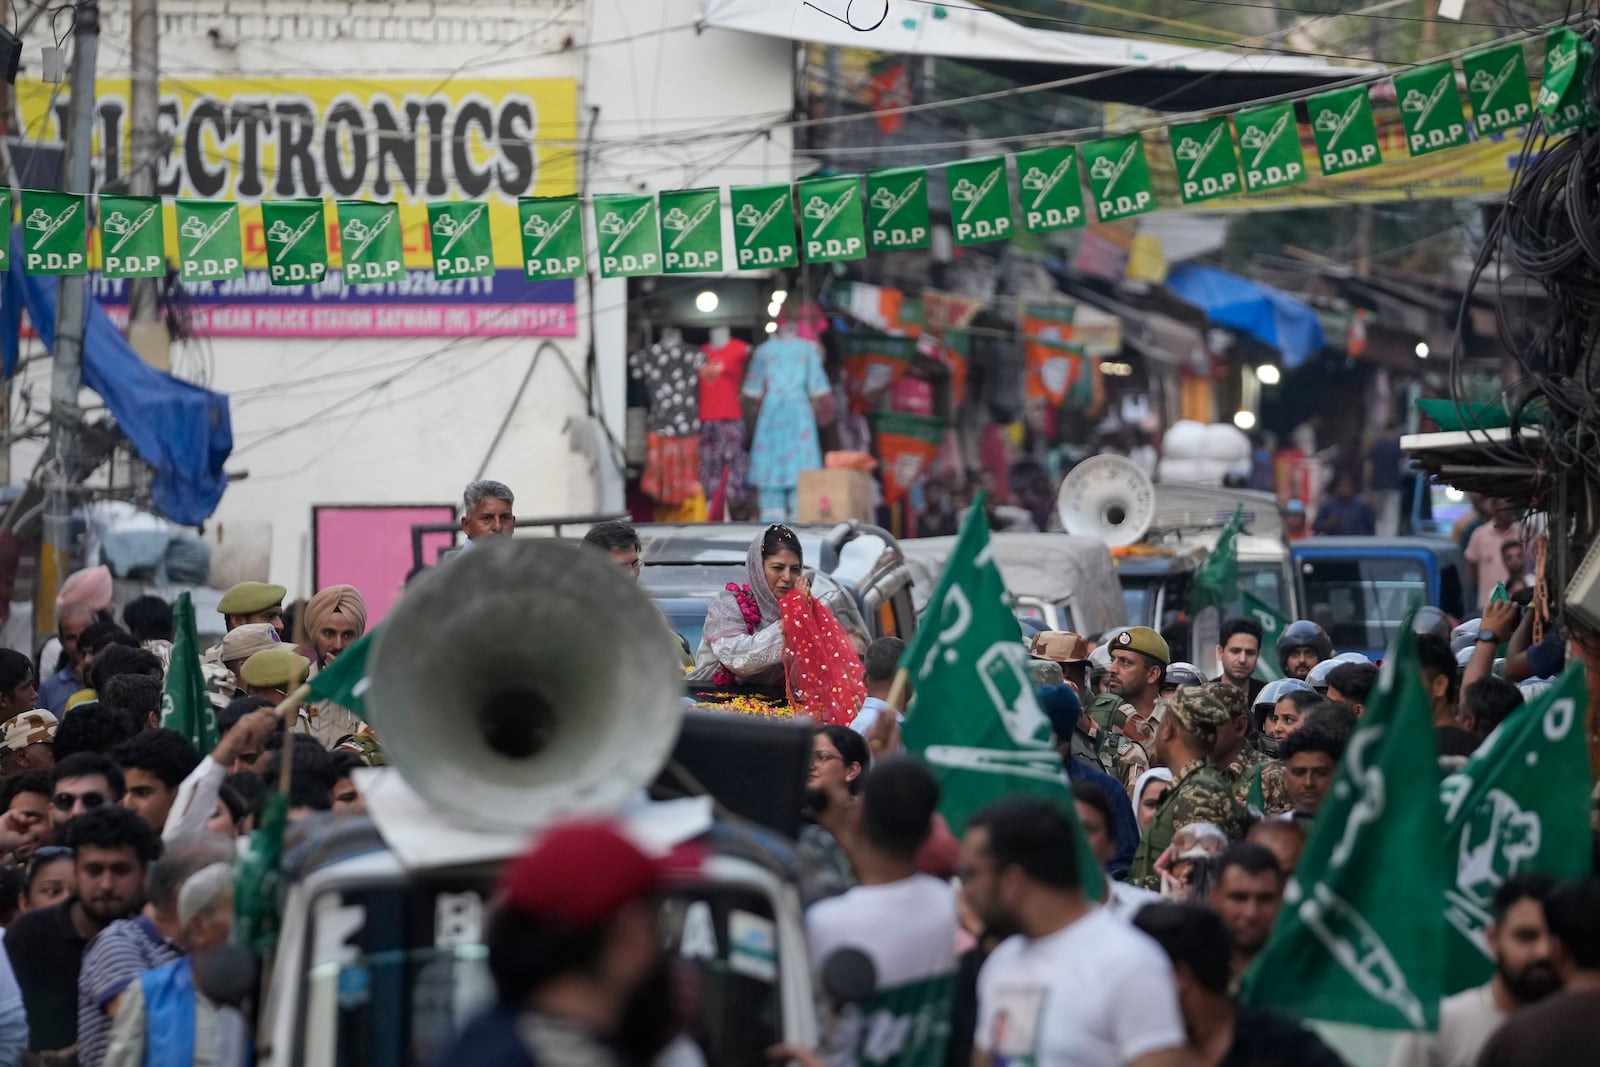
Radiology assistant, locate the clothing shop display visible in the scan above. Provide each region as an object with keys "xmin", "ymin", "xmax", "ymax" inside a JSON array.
[
  {"xmin": 630, "ymin": 334, "xmax": 704, "ymax": 506},
  {"xmin": 699, "ymin": 334, "xmax": 752, "ymax": 515},
  {"xmin": 743, "ymin": 332, "xmax": 829, "ymax": 520}
]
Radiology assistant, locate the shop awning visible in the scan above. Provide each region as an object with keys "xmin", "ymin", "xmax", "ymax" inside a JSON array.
[{"xmin": 1165, "ymin": 264, "xmax": 1325, "ymax": 368}]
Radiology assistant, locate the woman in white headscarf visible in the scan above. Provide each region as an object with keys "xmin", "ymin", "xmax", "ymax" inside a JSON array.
[
  {"xmin": 1132, "ymin": 766, "xmax": 1174, "ymax": 836},
  {"xmin": 691, "ymin": 525, "xmax": 808, "ymax": 687}
]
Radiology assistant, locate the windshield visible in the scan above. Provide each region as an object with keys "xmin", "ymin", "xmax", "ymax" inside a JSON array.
[
  {"xmin": 1121, "ymin": 585, "xmax": 1154, "ymax": 629},
  {"xmin": 1300, "ymin": 555, "xmax": 1430, "ymax": 652}
]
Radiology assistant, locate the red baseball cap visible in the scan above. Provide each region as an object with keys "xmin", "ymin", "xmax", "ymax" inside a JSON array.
[{"xmin": 498, "ymin": 819, "xmax": 701, "ymax": 928}]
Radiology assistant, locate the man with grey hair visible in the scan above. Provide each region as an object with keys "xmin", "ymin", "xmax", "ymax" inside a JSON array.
[{"xmin": 459, "ymin": 479, "xmax": 516, "ymax": 550}]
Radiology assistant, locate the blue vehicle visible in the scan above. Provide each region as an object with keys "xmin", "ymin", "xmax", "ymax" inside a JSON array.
[{"xmin": 1291, "ymin": 536, "xmax": 1468, "ymax": 659}]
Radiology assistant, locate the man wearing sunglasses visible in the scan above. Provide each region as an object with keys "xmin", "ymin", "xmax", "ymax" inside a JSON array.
[{"xmin": 49, "ymin": 754, "xmax": 126, "ymax": 835}]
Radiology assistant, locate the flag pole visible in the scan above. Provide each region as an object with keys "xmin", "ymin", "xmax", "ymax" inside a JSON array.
[
  {"xmin": 885, "ymin": 667, "xmax": 910, "ymax": 711},
  {"xmin": 274, "ymin": 683, "xmax": 313, "ymax": 795}
]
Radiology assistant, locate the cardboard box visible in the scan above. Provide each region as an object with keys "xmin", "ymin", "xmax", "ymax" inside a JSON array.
[{"xmin": 797, "ymin": 469, "xmax": 875, "ymax": 524}]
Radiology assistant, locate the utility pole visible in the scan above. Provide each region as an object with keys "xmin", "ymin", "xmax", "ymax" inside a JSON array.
[
  {"xmin": 34, "ymin": 0, "xmax": 99, "ymax": 647},
  {"xmin": 127, "ymin": 0, "xmax": 168, "ymax": 368}
]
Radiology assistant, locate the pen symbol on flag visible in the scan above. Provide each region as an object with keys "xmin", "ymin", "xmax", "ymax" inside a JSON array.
[
  {"xmin": 1090, "ymin": 142, "xmax": 1137, "ymax": 198},
  {"xmin": 183, "ymin": 205, "xmax": 235, "ymax": 257},
  {"xmin": 1021, "ymin": 157, "xmax": 1072, "ymax": 210},
  {"xmin": 871, "ymin": 175, "xmax": 923, "ymax": 229}
]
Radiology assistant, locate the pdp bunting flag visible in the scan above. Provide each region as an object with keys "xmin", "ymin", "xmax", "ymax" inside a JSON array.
[
  {"xmin": 1394, "ymin": 61, "xmax": 1471, "ymax": 157},
  {"xmin": 729, "ymin": 183, "xmax": 799, "ymax": 269},
  {"xmin": 1462, "ymin": 42, "xmax": 1533, "ymax": 135},
  {"xmin": 260, "ymin": 199, "xmax": 328, "ymax": 286},
  {"xmin": 945, "ymin": 156, "xmax": 1013, "ymax": 245},
  {"xmin": 1536, "ymin": 27, "xmax": 1588, "ymax": 117},
  {"xmin": 518, "ymin": 196, "xmax": 584, "ymax": 280},
  {"xmin": 1545, "ymin": 37, "xmax": 1599, "ymax": 133},
  {"xmin": 1440, "ymin": 664, "xmax": 1591, "ymax": 994},
  {"xmin": 1241, "ymin": 618, "xmax": 1444, "ymax": 1031},
  {"xmin": 336, "ymin": 200, "xmax": 405, "ymax": 284},
  {"xmin": 161, "ymin": 593, "xmax": 220, "ymax": 753},
  {"xmin": 1081, "ymin": 134, "xmax": 1157, "ymax": 221},
  {"xmin": 176, "ymin": 200, "xmax": 243, "ymax": 282},
  {"xmin": 1234, "ymin": 102, "xmax": 1309, "ymax": 193},
  {"xmin": 1307, "ymin": 86, "xmax": 1383, "ymax": 176},
  {"xmin": 427, "ymin": 201, "xmax": 494, "ymax": 280},
  {"xmin": 658, "ymin": 187, "xmax": 724, "ymax": 274},
  {"xmin": 1015, "ymin": 145, "xmax": 1085, "ymax": 233},
  {"xmin": 0, "ymin": 188, "xmax": 9, "ymax": 269},
  {"xmin": 797, "ymin": 175, "xmax": 866, "ymax": 263},
  {"xmin": 22, "ymin": 190, "xmax": 86, "ymax": 275},
  {"xmin": 872, "ymin": 411, "xmax": 944, "ymax": 506},
  {"xmin": 1243, "ymin": 592, "xmax": 1287, "ymax": 683},
  {"xmin": 866, "ymin": 166, "xmax": 931, "ymax": 250},
  {"xmin": 98, "ymin": 194, "xmax": 165, "ymax": 278},
  {"xmin": 594, "ymin": 193, "xmax": 662, "ymax": 278},
  {"xmin": 1169, "ymin": 117, "xmax": 1243, "ymax": 204}
]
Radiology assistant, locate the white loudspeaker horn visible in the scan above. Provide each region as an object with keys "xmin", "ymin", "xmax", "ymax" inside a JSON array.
[
  {"xmin": 1056, "ymin": 454, "xmax": 1156, "ymax": 548},
  {"xmin": 366, "ymin": 537, "xmax": 686, "ymax": 833}
]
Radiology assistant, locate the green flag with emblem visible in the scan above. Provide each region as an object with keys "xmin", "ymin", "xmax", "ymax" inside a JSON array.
[
  {"xmin": 518, "ymin": 196, "xmax": 584, "ymax": 280},
  {"xmin": 1080, "ymin": 134, "xmax": 1157, "ymax": 222},
  {"xmin": 1240, "ymin": 617, "xmax": 1444, "ymax": 1031},
  {"xmin": 729, "ymin": 183, "xmax": 799, "ymax": 270},
  {"xmin": 336, "ymin": 201, "xmax": 405, "ymax": 284},
  {"xmin": 427, "ymin": 201, "xmax": 494, "ymax": 280},
  {"xmin": 900, "ymin": 495, "xmax": 1104, "ymax": 902},
  {"xmin": 1234, "ymin": 102, "xmax": 1308, "ymax": 194},
  {"xmin": 594, "ymin": 193, "xmax": 662, "ymax": 278},
  {"xmin": 866, "ymin": 166, "xmax": 931, "ymax": 251},
  {"xmin": 260, "ymin": 199, "xmax": 328, "ymax": 286},
  {"xmin": 1307, "ymin": 86, "xmax": 1383, "ymax": 176},
  {"xmin": 1244, "ymin": 592, "xmax": 1288, "ymax": 683},
  {"xmin": 945, "ymin": 157, "xmax": 1013, "ymax": 245},
  {"xmin": 1169, "ymin": 117, "xmax": 1243, "ymax": 204},
  {"xmin": 1536, "ymin": 27, "xmax": 1588, "ymax": 117},
  {"xmin": 1462, "ymin": 42, "xmax": 1533, "ymax": 135},
  {"xmin": 22, "ymin": 190, "xmax": 87, "ymax": 275},
  {"xmin": 1544, "ymin": 35, "xmax": 1599, "ymax": 133},
  {"xmin": 176, "ymin": 200, "xmax": 243, "ymax": 282},
  {"xmin": 1015, "ymin": 145, "xmax": 1085, "ymax": 233},
  {"xmin": 658, "ymin": 188, "xmax": 724, "ymax": 274},
  {"xmin": 98, "ymin": 194, "xmax": 165, "ymax": 278},
  {"xmin": 161, "ymin": 593, "xmax": 220, "ymax": 753},
  {"xmin": 797, "ymin": 175, "xmax": 866, "ymax": 263},
  {"xmin": 306, "ymin": 629, "xmax": 374, "ymax": 724},
  {"xmin": 1440, "ymin": 664, "xmax": 1591, "ymax": 994},
  {"xmin": 1394, "ymin": 61, "xmax": 1470, "ymax": 158},
  {"xmin": 1188, "ymin": 505, "xmax": 1242, "ymax": 612}
]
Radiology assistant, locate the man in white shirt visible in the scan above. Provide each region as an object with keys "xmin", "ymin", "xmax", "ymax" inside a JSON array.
[
  {"xmin": 806, "ymin": 757, "xmax": 956, "ymax": 1067},
  {"xmin": 960, "ymin": 795, "xmax": 1191, "ymax": 1067},
  {"xmin": 850, "ymin": 637, "xmax": 905, "ymax": 742}
]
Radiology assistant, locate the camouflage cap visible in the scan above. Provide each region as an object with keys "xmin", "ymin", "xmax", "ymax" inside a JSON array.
[
  {"xmin": 1031, "ymin": 631, "xmax": 1092, "ymax": 664},
  {"xmin": 333, "ymin": 732, "xmax": 385, "ymax": 766},
  {"xmin": 1166, "ymin": 684, "xmax": 1233, "ymax": 744},
  {"xmin": 1, "ymin": 710, "xmax": 57, "ymax": 752},
  {"xmin": 1204, "ymin": 680, "xmax": 1249, "ymax": 722},
  {"xmin": 218, "ymin": 581, "xmax": 287, "ymax": 616},
  {"xmin": 1029, "ymin": 659, "xmax": 1066, "ymax": 687}
]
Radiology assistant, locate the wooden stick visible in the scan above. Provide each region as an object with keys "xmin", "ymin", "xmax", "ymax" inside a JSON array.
[
  {"xmin": 885, "ymin": 666, "xmax": 910, "ymax": 713},
  {"xmin": 274, "ymin": 683, "xmax": 312, "ymax": 795}
]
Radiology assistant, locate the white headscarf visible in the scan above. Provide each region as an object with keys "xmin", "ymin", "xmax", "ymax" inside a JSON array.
[{"xmin": 1133, "ymin": 766, "xmax": 1174, "ymax": 809}]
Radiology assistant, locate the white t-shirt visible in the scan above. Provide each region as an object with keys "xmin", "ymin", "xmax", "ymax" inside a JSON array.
[
  {"xmin": 1104, "ymin": 881, "xmax": 1159, "ymax": 923},
  {"xmin": 975, "ymin": 908, "xmax": 1188, "ymax": 1067},
  {"xmin": 1386, "ymin": 984, "xmax": 1506, "ymax": 1067},
  {"xmin": 806, "ymin": 874, "xmax": 958, "ymax": 1067}
]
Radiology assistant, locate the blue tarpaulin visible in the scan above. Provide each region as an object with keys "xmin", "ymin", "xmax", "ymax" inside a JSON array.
[
  {"xmin": 1165, "ymin": 263, "xmax": 1326, "ymax": 369},
  {"xmin": 1, "ymin": 226, "xmax": 232, "ymax": 526}
]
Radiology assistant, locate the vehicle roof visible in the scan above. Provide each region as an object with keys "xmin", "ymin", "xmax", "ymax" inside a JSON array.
[
  {"xmin": 899, "ymin": 533, "xmax": 1121, "ymax": 626},
  {"xmin": 1114, "ymin": 553, "xmax": 1200, "ymax": 576},
  {"xmin": 1150, "ymin": 485, "xmax": 1285, "ymax": 541},
  {"xmin": 636, "ymin": 521, "xmax": 902, "ymax": 574},
  {"xmin": 1292, "ymin": 536, "xmax": 1463, "ymax": 560}
]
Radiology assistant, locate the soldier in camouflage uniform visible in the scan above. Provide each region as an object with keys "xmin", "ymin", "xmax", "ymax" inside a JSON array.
[
  {"xmin": 1129, "ymin": 685, "xmax": 1251, "ymax": 889},
  {"xmin": 1205, "ymin": 680, "xmax": 1291, "ymax": 815}
]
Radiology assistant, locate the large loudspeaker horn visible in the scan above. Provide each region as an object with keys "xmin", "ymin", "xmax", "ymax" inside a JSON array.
[
  {"xmin": 1056, "ymin": 454, "xmax": 1156, "ymax": 548},
  {"xmin": 367, "ymin": 537, "xmax": 686, "ymax": 833}
]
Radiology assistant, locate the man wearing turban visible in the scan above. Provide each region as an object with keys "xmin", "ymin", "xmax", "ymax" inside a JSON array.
[
  {"xmin": 299, "ymin": 585, "xmax": 372, "ymax": 749},
  {"xmin": 37, "ymin": 566, "xmax": 115, "ymax": 715}
]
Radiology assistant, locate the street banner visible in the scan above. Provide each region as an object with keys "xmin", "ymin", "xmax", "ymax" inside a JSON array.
[
  {"xmin": 336, "ymin": 200, "xmax": 405, "ymax": 284},
  {"xmin": 945, "ymin": 156, "xmax": 1013, "ymax": 245},
  {"xmin": 941, "ymin": 328, "xmax": 971, "ymax": 410},
  {"xmin": 22, "ymin": 190, "xmax": 86, "ymax": 275},
  {"xmin": 1081, "ymin": 134, "xmax": 1157, "ymax": 221},
  {"xmin": 1440, "ymin": 664, "xmax": 1591, "ymax": 993},
  {"xmin": 307, "ymin": 629, "xmax": 374, "ymax": 724},
  {"xmin": 1307, "ymin": 86, "xmax": 1384, "ymax": 176},
  {"xmin": 175, "ymin": 200, "xmax": 243, "ymax": 282},
  {"xmin": 1233, "ymin": 102, "xmax": 1309, "ymax": 193},
  {"xmin": 1014, "ymin": 145, "xmax": 1085, "ymax": 233},
  {"xmin": 1188, "ymin": 505, "xmax": 1243, "ymax": 611},
  {"xmin": 593, "ymin": 192, "xmax": 662, "ymax": 278},
  {"xmin": 866, "ymin": 166, "xmax": 931, "ymax": 251},
  {"xmin": 1244, "ymin": 592, "xmax": 1287, "ymax": 683},
  {"xmin": 517, "ymin": 196, "xmax": 584, "ymax": 280},
  {"xmin": 1025, "ymin": 339, "xmax": 1083, "ymax": 406},
  {"xmin": 658, "ymin": 187, "xmax": 724, "ymax": 274},
  {"xmin": 729, "ymin": 183, "xmax": 799, "ymax": 269},
  {"xmin": 1168, "ymin": 117, "xmax": 1243, "ymax": 204},
  {"xmin": 1546, "ymin": 38, "xmax": 1598, "ymax": 133},
  {"xmin": 1462, "ymin": 43, "xmax": 1533, "ymax": 135},
  {"xmin": 873, "ymin": 411, "xmax": 944, "ymax": 505},
  {"xmin": 259, "ymin": 199, "xmax": 328, "ymax": 286},
  {"xmin": 1394, "ymin": 61, "xmax": 1471, "ymax": 157},
  {"xmin": 1536, "ymin": 27, "xmax": 1588, "ymax": 117},
  {"xmin": 797, "ymin": 175, "xmax": 866, "ymax": 263},
  {"xmin": 161, "ymin": 593, "xmax": 220, "ymax": 753},
  {"xmin": 427, "ymin": 201, "xmax": 495, "ymax": 280},
  {"xmin": 841, "ymin": 333, "xmax": 918, "ymax": 414},
  {"xmin": 97, "ymin": 194, "xmax": 164, "ymax": 278}
]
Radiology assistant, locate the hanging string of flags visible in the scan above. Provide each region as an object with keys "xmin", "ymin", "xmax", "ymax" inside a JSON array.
[{"xmin": 1, "ymin": 29, "xmax": 1586, "ymax": 287}]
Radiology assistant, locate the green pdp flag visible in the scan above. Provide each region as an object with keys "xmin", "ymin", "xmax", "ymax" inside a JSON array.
[
  {"xmin": 1188, "ymin": 505, "xmax": 1242, "ymax": 611},
  {"xmin": 658, "ymin": 187, "xmax": 724, "ymax": 274},
  {"xmin": 1307, "ymin": 86, "xmax": 1383, "ymax": 176},
  {"xmin": 594, "ymin": 193, "xmax": 662, "ymax": 278},
  {"xmin": 1244, "ymin": 592, "xmax": 1288, "ymax": 683},
  {"xmin": 175, "ymin": 200, "xmax": 243, "ymax": 282},
  {"xmin": 161, "ymin": 593, "xmax": 220, "ymax": 753},
  {"xmin": 1015, "ymin": 146, "xmax": 1084, "ymax": 233},
  {"xmin": 1537, "ymin": 27, "xmax": 1588, "ymax": 117},
  {"xmin": 1241, "ymin": 619, "xmax": 1444, "ymax": 1032},
  {"xmin": 797, "ymin": 175, "xmax": 865, "ymax": 263},
  {"xmin": 1463, "ymin": 42, "xmax": 1533, "ymax": 135},
  {"xmin": 260, "ymin": 199, "xmax": 328, "ymax": 286},
  {"xmin": 337, "ymin": 201, "xmax": 405, "ymax": 284},
  {"xmin": 1544, "ymin": 37, "xmax": 1599, "ymax": 134},
  {"xmin": 1394, "ymin": 61, "xmax": 1470, "ymax": 158},
  {"xmin": 1081, "ymin": 135, "xmax": 1156, "ymax": 222},
  {"xmin": 306, "ymin": 629, "xmax": 374, "ymax": 724},
  {"xmin": 900, "ymin": 496, "xmax": 1104, "ymax": 903},
  {"xmin": 518, "ymin": 197, "xmax": 584, "ymax": 280},
  {"xmin": 427, "ymin": 201, "xmax": 494, "ymax": 280},
  {"xmin": 729, "ymin": 184, "xmax": 798, "ymax": 270},
  {"xmin": 1440, "ymin": 665, "xmax": 1592, "ymax": 994},
  {"xmin": 866, "ymin": 166, "xmax": 930, "ymax": 251},
  {"xmin": 22, "ymin": 190, "xmax": 87, "ymax": 275},
  {"xmin": 945, "ymin": 156, "xmax": 1013, "ymax": 246},
  {"xmin": 1234, "ymin": 103, "xmax": 1308, "ymax": 193},
  {"xmin": 98, "ymin": 194, "xmax": 165, "ymax": 278},
  {"xmin": 1169, "ymin": 117, "xmax": 1242, "ymax": 204}
]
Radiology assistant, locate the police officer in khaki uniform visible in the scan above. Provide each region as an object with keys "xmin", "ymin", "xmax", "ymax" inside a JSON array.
[{"xmin": 204, "ymin": 582, "xmax": 288, "ymax": 702}]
